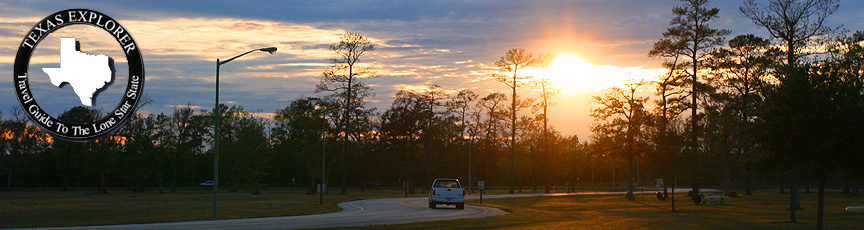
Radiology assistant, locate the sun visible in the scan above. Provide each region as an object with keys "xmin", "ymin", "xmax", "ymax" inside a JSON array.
[
  {"xmin": 541, "ymin": 53, "xmax": 608, "ymax": 92},
  {"xmin": 544, "ymin": 54, "xmax": 590, "ymax": 90},
  {"xmin": 539, "ymin": 53, "xmax": 667, "ymax": 93}
]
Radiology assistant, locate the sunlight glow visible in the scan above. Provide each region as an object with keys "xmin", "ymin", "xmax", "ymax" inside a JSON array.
[{"xmin": 540, "ymin": 53, "xmax": 666, "ymax": 93}]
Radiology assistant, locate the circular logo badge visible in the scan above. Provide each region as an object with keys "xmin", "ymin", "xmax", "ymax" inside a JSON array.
[{"xmin": 13, "ymin": 9, "xmax": 144, "ymax": 142}]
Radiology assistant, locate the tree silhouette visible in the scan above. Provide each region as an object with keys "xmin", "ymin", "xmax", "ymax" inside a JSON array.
[
  {"xmin": 272, "ymin": 97, "xmax": 333, "ymax": 194},
  {"xmin": 4, "ymin": 108, "xmax": 49, "ymax": 190},
  {"xmin": 447, "ymin": 89, "xmax": 478, "ymax": 193},
  {"xmin": 381, "ymin": 90, "xmax": 428, "ymax": 193},
  {"xmin": 660, "ymin": 0, "xmax": 729, "ymax": 193},
  {"xmin": 493, "ymin": 48, "xmax": 535, "ymax": 194},
  {"xmin": 117, "ymin": 113, "xmax": 163, "ymax": 192},
  {"xmin": 316, "ymin": 33, "xmax": 376, "ymax": 195},
  {"xmin": 532, "ymin": 53, "xmax": 559, "ymax": 193},
  {"xmin": 54, "ymin": 106, "xmax": 101, "ymax": 192},
  {"xmin": 741, "ymin": 0, "xmax": 839, "ymax": 68},
  {"xmin": 168, "ymin": 104, "xmax": 203, "ymax": 193},
  {"xmin": 648, "ymin": 32, "xmax": 690, "ymax": 203},
  {"xmin": 478, "ymin": 93, "xmax": 507, "ymax": 187},
  {"xmin": 591, "ymin": 80, "xmax": 651, "ymax": 200},
  {"xmin": 741, "ymin": 0, "xmax": 839, "ymax": 223},
  {"xmin": 705, "ymin": 34, "xmax": 777, "ymax": 196}
]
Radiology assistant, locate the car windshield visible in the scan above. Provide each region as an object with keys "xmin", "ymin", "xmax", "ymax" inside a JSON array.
[{"xmin": 433, "ymin": 180, "xmax": 460, "ymax": 188}]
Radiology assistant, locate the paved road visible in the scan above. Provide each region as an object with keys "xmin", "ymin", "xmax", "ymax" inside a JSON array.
[{"xmin": 21, "ymin": 189, "xmax": 700, "ymax": 230}]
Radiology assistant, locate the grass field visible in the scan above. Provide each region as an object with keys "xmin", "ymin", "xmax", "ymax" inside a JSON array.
[
  {"xmin": 2, "ymin": 187, "xmax": 863, "ymax": 229},
  {"xmin": 353, "ymin": 190, "xmax": 864, "ymax": 230},
  {"xmin": 0, "ymin": 187, "xmax": 423, "ymax": 228}
]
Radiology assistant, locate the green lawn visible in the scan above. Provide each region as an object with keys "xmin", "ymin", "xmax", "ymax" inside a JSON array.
[
  {"xmin": 3, "ymin": 187, "xmax": 863, "ymax": 229},
  {"xmin": 351, "ymin": 190, "xmax": 864, "ymax": 230},
  {"xmin": 0, "ymin": 186, "xmax": 534, "ymax": 228},
  {"xmin": 0, "ymin": 187, "xmax": 421, "ymax": 228}
]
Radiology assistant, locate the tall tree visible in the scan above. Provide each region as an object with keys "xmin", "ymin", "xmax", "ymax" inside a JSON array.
[
  {"xmin": 649, "ymin": 36, "xmax": 691, "ymax": 127},
  {"xmin": 493, "ymin": 48, "xmax": 535, "ymax": 194},
  {"xmin": 118, "ymin": 113, "xmax": 163, "ymax": 192},
  {"xmin": 660, "ymin": 0, "xmax": 729, "ymax": 192},
  {"xmin": 518, "ymin": 114, "xmax": 542, "ymax": 192},
  {"xmin": 562, "ymin": 135, "xmax": 587, "ymax": 192},
  {"xmin": 4, "ymin": 108, "xmax": 27, "ymax": 190},
  {"xmin": 809, "ymin": 59, "xmax": 863, "ymax": 230},
  {"xmin": 381, "ymin": 90, "xmax": 428, "ymax": 193},
  {"xmin": 3, "ymin": 109, "xmax": 49, "ymax": 190},
  {"xmin": 272, "ymin": 97, "xmax": 334, "ymax": 194},
  {"xmin": 533, "ymin": 53, "xmax": 559, "ymax": 193},
  {"xmin": 92, "ymin": 134, "xmax": 120, "ymax": 194},
  {"xmin": 644, "ymin": 113, "xmax": 686, "ymax": 205},
  {"xmin": 420, "ymin": 85, "xmax": 448, "ymax": 188},
  {"xmin": 823, "ymin": 31, "xmax": 864, "ymax": 229},
  {"xmin": 648, "ymin": 33, "xmax": 690, "ymax": 202},
  {"xmin": 168, "ymin": 103, "xmax": 202, "ymax": 193},
  {"xmin": 478, "ymin": 93, "xmax": 508, "ymax": 186},
  {"xmin": 154, "ymin": 113, "xmax": 172, "ymax": 193},
  {"xmin": 53, "ymin": 106, "xmax": 100, "ymax": 192},
  {"xmin": 316, "ymin": 32, "xmax": 376, "ymax": 194},
  {"xmin": 448, "ymin": 89, "xmax": 478, "ymax": 193},
  {"xmin": 705, "ymin": 34, "xmax": 777, "ymax": 196},
  {"xmin": 741, "ymin": 0, "xmax": 839, "ymax": 68},
  {"xmin": 590, "ymin": 80, "xmax": 651, "ymax": 200},
  {"xmin": 207, "ymin": 104, "xmax": 270, "ymax": 193},
  {"xmin": 234, "ymin": 114, "xmax": 270, "ymax": 194},
  {"xmin": 741, "ymin": 0, "xmax": 839, "ymax": 223}
]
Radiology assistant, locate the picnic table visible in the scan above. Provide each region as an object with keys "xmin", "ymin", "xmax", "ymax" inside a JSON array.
[{"xmin": 701, "ymin": 193, "xmax": 732, "ymax": 204}]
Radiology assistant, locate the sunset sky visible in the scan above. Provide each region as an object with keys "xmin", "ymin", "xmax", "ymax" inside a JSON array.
[{"xmin": 1, "ymin": 0, "xmax": 863, "ymax": 139}]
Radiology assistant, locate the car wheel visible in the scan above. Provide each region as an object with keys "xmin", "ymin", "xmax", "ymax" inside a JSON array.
[
  {"xmin": 456, "ymin": 203, "xmax": 464, "ymax": 209},
  {"xmin": 429, "ymin": 201, "xmax": 436, "ymax": 209}
]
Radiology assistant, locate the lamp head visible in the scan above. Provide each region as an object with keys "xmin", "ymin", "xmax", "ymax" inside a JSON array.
[{"xmin": 259, "ymin": 47, "xmax": 277, "ymax": 54}]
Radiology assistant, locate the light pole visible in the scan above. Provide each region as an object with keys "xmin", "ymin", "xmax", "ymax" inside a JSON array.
[
  {"xmin": 467, "ymin": 132, "xmax": 473, "ymax": 195},
  {"xmin": 321, "ymin": 117, "xmax": 326, "ymax": 205},
  {"xmin": 214, "ymin": 47, "xmax": 276, "ymax": 218},
  {"xmin": 310, "ymin": 97, "xmax": 326, "ymax": 205}
]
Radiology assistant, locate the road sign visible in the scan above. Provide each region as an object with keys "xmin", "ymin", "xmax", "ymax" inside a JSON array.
[{"xmin": 478, "ymin": 181, "xmax": 485, "ymax": 190}]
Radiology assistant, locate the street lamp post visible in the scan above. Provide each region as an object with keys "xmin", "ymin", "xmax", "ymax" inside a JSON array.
[
  {"xmin": 468, "ymin": 133, "xmax": 472, "ymax": 195},
  {"xmin": 214, "ymin": 47, "xmax": 276, "ymax": 218},
  {"xmin": 309, "ymin": 99, "xmax": 353, "ymax": 204},
  {"xmin": 321, "ymin": 119, "xmax": 326, "ymax": 205},
  {"xmin": 310, "ymin": 97, "xmax": 326, "ymax": 205}
]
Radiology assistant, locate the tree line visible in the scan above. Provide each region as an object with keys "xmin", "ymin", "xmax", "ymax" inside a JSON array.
[
  {"xmin": 591, "ymin": 0, "xmax": 861, "ymax": 228},
  {"xmin": 0, "ymin": 33, "xmax": 585, "ymax": 197},
  {"xmin": 0, "ymin": 0, "xmax": 861, "ymax": 228}
]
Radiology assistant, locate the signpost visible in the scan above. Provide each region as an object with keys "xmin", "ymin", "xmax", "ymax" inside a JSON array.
[
  {"xmin": 403, "ymin": 180, "xmax": 409, "ymax": 198},
  {"xmin": 478, "ymin": 181, "xmax": 485, "ymax": 204}
]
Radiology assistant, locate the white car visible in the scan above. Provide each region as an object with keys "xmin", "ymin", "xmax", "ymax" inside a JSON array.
[
  {"xmin": 200, "ymin": 180, "xmax": 214, "ymax": 187},
  {"xmin": 429, "ymin": 178, "xmax": 465, "ymax": 209}
]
